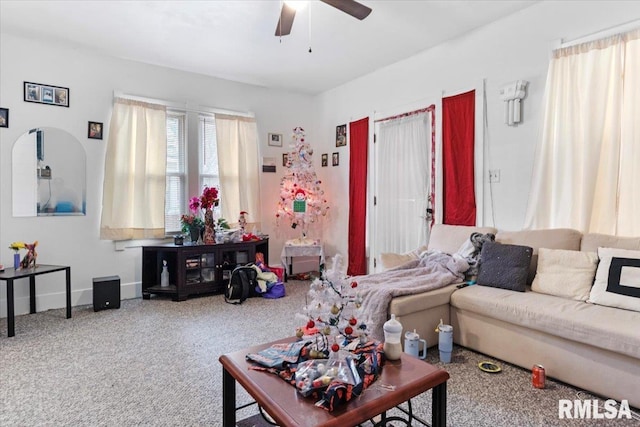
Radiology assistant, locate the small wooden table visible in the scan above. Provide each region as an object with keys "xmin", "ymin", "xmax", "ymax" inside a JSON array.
[
  {"xmin": 219, "ymin": 337, "xmax": 448, "ymax": 427},
  {"xmin": 280, "ymin": 242, "xmax": 325, "ymax": 279},
  {"xmin": 0, "ymin": 264, "xmax": 71, "ymax": 337}
]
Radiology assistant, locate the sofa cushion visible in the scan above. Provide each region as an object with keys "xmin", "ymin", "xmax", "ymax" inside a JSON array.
[
  {"xmin": 428, "ymin": 224, "xmax": 498, "ymax": 255},
  {"xmin": 380, "ymin": 245, "xmax": 428, "ymax": 270},
  {"xmin": 476, "ymin": 242, "xmax": 532, "ymax": 292},
  {"xmin": 531, "ymin": 248, "xmax": 598, "ymax": 301},
  {"xmin": 496, "ymin": 228, "xmax": 582, "ymax": 284},
  {"xmin": 588, "ymin": 247, "xmax": 640, "ymax": 313},
  {"xmin": 451, "ymin": 285, "xmax": 640, "ymax": 359},
  {"xmin": 389, "ymin": 283, "xmax": 459, "ymax": 317},
  {"xmin": 581, "ymin": 233, "xmax": 640, "ymax": 252}
]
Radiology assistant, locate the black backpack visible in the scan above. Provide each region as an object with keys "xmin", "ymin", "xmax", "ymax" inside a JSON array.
[{"xmin": 225, "ymin": 265, "xmax": 258, "ymax": 304}]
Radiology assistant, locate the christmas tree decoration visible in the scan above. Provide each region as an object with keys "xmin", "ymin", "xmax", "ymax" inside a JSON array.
[
  {"xmin": 295, "ymin": 254, "xmax": 371, "ymax": 356},
  {"xmin": 276, "ymin": 127, "xmax": 330, "ymax": 237}
]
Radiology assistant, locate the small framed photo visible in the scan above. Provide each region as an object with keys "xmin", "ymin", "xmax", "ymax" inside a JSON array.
[
  {"xmin": 0, "ymin": 108, "xmax": 8, "ymax": 128},
  {"xmin": 332, "ymin": 152, "xmax": 339, "ymax": 166},
  {"xmin": 24, "ymin": 81, "xmax": 69, "ymax": 107},
  {"xmin": 283, "ymin": 153, "xmax": 289, "ymax": 167},
  {"xmin": 88, "ymin": 121, "xmax": 103, "ymax": 140},
  {"xmin": 336, "ymin": 124, "xmax": 347, "ymax": 147},
  {"xmin": 321, "ymin": 153, "xmax": 328, "ymax": 167},
  {"xmin": 268, "ymin": 133, "xmax": 283, "ymax": 147},
  {"xmin": 262, "ymin": 157, "xmax": 276, "ymax": 173}
]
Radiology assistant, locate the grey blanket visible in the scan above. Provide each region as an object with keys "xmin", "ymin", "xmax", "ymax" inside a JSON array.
[{"xmin": 353, "ymin": 252, "xmax": 469, "ymax": 340}]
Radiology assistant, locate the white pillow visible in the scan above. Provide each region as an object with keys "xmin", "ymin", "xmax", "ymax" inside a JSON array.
[
  {"xmin": 531, "ymin": 248, "xmax": 598, "ymax": 301},
  {"xmin": 588, "ymin": 247, "xmax": 640, "ymax": 312}
]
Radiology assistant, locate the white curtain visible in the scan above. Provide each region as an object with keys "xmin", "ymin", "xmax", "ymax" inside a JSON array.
[
  {"xmin": 375, "ymin": 113, "xmax": 430, "ymax": 255},
  {"xmin": 215, "ymin": 114, "xmax": 262, "ymax": 230},
  {"xmin": 100, "ymin": 98, "xmax": 167, "ymax": 240},
  {"xmin": 525, "ymin": 29, "xmax": 640, "ymax": 236},
  {"xmin": 617, "ymin": 31, "xmax": 640, "ymax": 234}
]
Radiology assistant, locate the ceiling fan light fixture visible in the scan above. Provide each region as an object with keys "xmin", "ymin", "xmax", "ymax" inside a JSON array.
[
  {"xmin": 283, "ymin": 0, "xmax": 308, "ymax": 11},
  {"xmin": 276, "ymin": 0, "xmax": 371, "ymax": 37}
]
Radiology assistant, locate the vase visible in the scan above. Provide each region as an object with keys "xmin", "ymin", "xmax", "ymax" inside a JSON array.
[
  {"xmin": 203, "ymin": 208, "xmax": 215, "ymax": 244},
  {"xmin": 189, "ymin": 226, "xmax": 201, "ymax": 244},
  {"xmin": 13, "ymin": 252, "xmax": 20, "ymax": 269}
]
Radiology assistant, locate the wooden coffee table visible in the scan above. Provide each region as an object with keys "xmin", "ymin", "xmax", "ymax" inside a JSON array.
[{"xmin": 219, "ymin": 337, "xmax": 449, "ymax": 427}]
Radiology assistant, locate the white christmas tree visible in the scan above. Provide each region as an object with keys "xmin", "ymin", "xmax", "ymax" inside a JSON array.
[
  {"xmin": 295, "ymin": 255, "xmax": 370, "ymax": 357},
  {"xmin": 276, "ymin": 127, "xmax": 329, "ymax": 238}
]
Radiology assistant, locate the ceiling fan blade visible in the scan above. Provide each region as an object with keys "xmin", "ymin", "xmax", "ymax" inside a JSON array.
[
  {"xmin": 320, "ymin": 0, "xmax": 372, "ymax": 20},
  {"xmin": 275, "ymin": 3, "xmax": 296, "ymax": 36}
]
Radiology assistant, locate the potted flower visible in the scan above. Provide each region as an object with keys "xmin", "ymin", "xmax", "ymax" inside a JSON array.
[
  {"xmin": 9, "ymin": 241, "xmax": 25, "ymax": 269},
  {"xmin": 180, "ymin": 213, "xmax": 204, "ymax": 243},
  {"xmin": 188, "ymin": 186, "xmax": 220, "ymax": 244}
]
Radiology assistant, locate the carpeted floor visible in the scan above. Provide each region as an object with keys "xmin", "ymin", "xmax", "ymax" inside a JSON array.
[{"xmin": 1, "ymin": 280, "xmax": 638, "ymax": 426}]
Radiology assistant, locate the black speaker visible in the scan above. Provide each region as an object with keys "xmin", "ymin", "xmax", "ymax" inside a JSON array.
[{"xmin": 93, "ymin": 275, "xmax": 121, "ymax": 312}]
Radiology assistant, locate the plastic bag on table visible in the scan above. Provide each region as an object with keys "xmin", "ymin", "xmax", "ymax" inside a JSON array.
[{"xmin": 294, "ymin": 356, "xmax": 361, "ymax": 397}]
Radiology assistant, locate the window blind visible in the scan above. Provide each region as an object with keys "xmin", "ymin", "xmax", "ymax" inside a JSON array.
[
  {"xmin": 165, "ymin": 113, "xmax": 186, "ymax": 232},
  {"xmin": 200, "ymin": 114, "xmax": 220, "ymax": 194}
]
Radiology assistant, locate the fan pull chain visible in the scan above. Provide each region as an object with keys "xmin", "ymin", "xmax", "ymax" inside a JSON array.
[
  {"xmin": 308, "ymin": 1, "xmax": 312, "ymax": 53},
  {"xmin": 279, "ymin": 0, "xmax": 283, "ymax": 43}
]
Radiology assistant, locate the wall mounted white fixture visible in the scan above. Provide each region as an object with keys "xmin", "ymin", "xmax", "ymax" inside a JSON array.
[{"xmin": 499, "ymin": 80, "xmax": 528, "ymax": 126}]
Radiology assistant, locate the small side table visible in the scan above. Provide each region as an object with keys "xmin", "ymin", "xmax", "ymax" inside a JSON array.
[
  {"xmin": 280, "ymin": 240, "xmax": 325, "ymax": 280},
  {"xmin": 0, "ymin": 264, "xmax": 71, "ymax": 337}
]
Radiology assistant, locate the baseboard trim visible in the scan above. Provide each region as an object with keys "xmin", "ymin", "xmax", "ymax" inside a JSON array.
[{"xmin": 0, "ymin": 281, "xmax": 140, "ymax": 318}]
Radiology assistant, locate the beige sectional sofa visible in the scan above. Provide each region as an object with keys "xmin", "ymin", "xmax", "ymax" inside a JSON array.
[{"xmin": 386, "ymin": 224, "xmax": 640, "ymax": 408}]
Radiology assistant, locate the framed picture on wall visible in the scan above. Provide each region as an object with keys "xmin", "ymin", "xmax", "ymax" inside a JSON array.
[
  {"xmin": 88, "ymin": 121, "xmax": 103, "ymax": 140},
  {"xmin": 268, "ymin": 133, "xmax": 283, "ymax": 147},
  {"xmin": 262, "ymin": 157, "xmax": 276, "ymax": 173},
  {"xmin": 0, "ymin": 108, "xmax": 8, "ymax": 128},
  {"xmin": 24, "ymin": 81, "xmax": 69, "ymax": 107},
  {"xmin": 321, "ymin": 153, "xmax": 328, "ymax": 167},
  {"xmin": 283, "ymin": 153, "xmax": 289, "ymax": 167},
  {"xmin": 332, "ymin": 152, "xmax": 339, "ymax": 166},
  {"xmin": 336, "ymin": 124, "xmax": 347, "ymax": 147}
]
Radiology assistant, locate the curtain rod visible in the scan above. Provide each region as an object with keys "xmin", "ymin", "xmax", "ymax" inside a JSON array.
[
  {"xmin": 112, "ymin": 91, "xmax": 255, "ymax": 118},
  {"xmin": 374, "ymin": 105, "xmax": 435, "ymax": 123},
  {"xmin": 560, "ymin": 19, "xmax": 640, "ymax": 48}
]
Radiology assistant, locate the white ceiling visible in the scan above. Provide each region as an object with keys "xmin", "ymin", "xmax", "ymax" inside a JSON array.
[{"xmin": 0, "ymin": 0, "xmax": 538, "ymax": 94}]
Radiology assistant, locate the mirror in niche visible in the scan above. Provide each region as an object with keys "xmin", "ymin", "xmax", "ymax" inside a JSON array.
[{"xmin": 12, "ymin": 127, "xmax": 86, "ymax": 217}]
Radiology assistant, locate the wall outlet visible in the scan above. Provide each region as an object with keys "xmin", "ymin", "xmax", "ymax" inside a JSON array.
[{"xmin": 489, "ymin": 169, "xmax": 500, "ymax": 183}]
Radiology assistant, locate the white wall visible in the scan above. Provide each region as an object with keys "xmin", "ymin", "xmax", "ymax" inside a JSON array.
[
  {"xmin": 312, "ymin": 1, "xmax": 640, "ymax": 262},
  {"xmin": 2, "ymin": 1, "xmax": 640, "ymax": 316},
  {"xmin": 0, "ymin": 33, "xmax": 314, "ymax": 317}
]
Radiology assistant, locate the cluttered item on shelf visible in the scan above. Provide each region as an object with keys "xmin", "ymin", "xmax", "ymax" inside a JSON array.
[
  {"xmin": 295, "ymin": 357, "xmax": 360, "ymax": 397},
  {"xmin": 20, "ymin": 241, "xmax": 38, "ymax": 269},
  {"xmin": 246, "ymin": 338, "xmax": 384, "ymax": 412}
]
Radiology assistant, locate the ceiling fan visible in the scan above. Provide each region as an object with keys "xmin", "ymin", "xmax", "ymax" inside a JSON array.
[{"xmin": 275, "ymin": 0, "xmax": 372, "ymax": 37}]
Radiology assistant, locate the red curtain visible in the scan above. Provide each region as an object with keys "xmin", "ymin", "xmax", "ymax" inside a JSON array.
[
  {"xmin": 442, "ymin": 90, "xmax": 476, "ymax": 225},
  {"xmin": 348, "ymin": 117, "xmax": 369, "ymax": 276}
]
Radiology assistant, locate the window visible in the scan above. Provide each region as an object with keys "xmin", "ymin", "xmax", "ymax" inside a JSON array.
[
  {"xmin": 165, "ymin": 112, "xmax": 186, "ymax": 233},
  {"xmin": 199, "ymin": 114, "xmax": 220, "ymax": 193},
  {"xmin": 164, "ymin": 112, "xmax": 220, "ymax": 233}
]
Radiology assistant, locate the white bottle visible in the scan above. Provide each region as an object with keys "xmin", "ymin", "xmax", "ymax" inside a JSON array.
[
  {"xmin": 161, "ymin": 260, "xmax": 170, "ymax": 287},
  {"xmin": 383, "ymin": 314, "xmax": 403, "ymax": 361}
]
